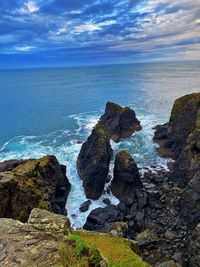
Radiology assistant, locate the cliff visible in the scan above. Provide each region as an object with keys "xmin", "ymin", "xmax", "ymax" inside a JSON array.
[
  {"xmin": 0, "ymin": 155, "xmax": 71, "ymax": 222},
  {"xmin": 0, "ymin": 208, "xmax": 151, "ymax": 267}
]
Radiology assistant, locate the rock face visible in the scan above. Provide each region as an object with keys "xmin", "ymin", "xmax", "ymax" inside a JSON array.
[
  {"xmin": 99, "ymin": 102, "xmax": 142, "ymax": 142},
  {"xmin": 77, "ymin": 124, "xmax": 113, "ymax": 200},
  {"xmin": 0, "ymin": 208, "xmax": 151, "ymax": 267},
  {"xmin": 111, "ymin": 151, "xmax": 143, "ymax": 200},
  {"xmin": 0, "ymin": 208, "xmax": 71, "ymax": 267},
  {"xmin": 0, "ymin": 155, "xmax": 71, "ymax": 222},
  {"xmin": 182, "ymin": 170, "xmax": 200, "ymax": 228},
  {"xmin": 154, "ymin": 93, "xmax": 200, "ymax": 185},
  {"xmin": 188, "ymin": 224, "xmax": 200, "ymax": 267}
]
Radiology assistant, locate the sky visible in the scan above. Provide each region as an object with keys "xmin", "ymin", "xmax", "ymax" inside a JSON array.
[{"xmin": 0, "ymin": 0, "xmax": 200, "ymax": 68}]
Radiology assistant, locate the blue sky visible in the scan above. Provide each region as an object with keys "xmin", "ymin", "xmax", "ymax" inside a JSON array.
[{"xmin": 0, "ymin": 0, "xmax": 200, "ymax": 68}]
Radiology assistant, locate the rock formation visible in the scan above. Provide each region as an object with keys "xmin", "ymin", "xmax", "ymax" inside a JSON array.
[
  {"xmin": 0, "ymin": 155, "xmax": 71, "ymax": 222},
  {"xmin": 188, "ymin": 223, "xmax": 200, "ymax": 267},
  {"xmin": 99, "ymin": 101, "xmax": 142, "ymax": 142},
  {"xmin": 111, "ymin": 150, "xmax": 143, "ymax": 200},
  {"xmin": 0, "ymin": 208, "xmax": 71, "ymax": 267},
  {"xmin": 77, "ymin": 124, "xmax": 113, "ymax": 199},
  {"xmin": 0, "ymin": 208, "xmax": 150, "ymax": 267},
  {"xmin": 154, "ymin": 93, "xmax": 200, "ymax": 186},
  {"xmin": 84, "ymin": 93, "xmax": 200, "ymax": 266}
]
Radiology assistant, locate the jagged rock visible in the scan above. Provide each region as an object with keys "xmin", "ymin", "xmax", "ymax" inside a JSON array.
[
  {"xmin": 111, "ymin": 151, "xmax": 143, "ymax": 200},
  {"xmin": 0, "ymin": 208, "xmax": 71, "ymax": 267},
  {"xmin": 99, "ymin": 102, "xmax": 142, "ymax": 142},
  {"xmin": 154, "ymin": 93, "xmax": 200, "ymax": 186},
  {"xmin": 188, "ymin": 224, "xmax": 200, "ymax": 267},
  {"xmin": 79, "ymin": 200, "xmax": 91, "ymax": 212},
  {"xmin": 83, "ymin": 205, "xmax": 121, "ymax": 232},
  {"xmin": 182, "ymin": 170, "xmax": 200, "ymax": 227},
  {"xmin": 103, "ymin": 198, "xmax": 111, "ymax": 205},
  {"xmin": 0, "ymin": 159, "xmax": 26, "ymax": 172},
  {"xmin": 109, "ymin": 221, "xmax": 129, "ymax": 238},
  {"xmin": 77, "ymin": 124, "xmax": 113, "ymax": 200},
  {"xmin": 0, "ymin": 155, "xmax": 71, "ymax": 222},
  {"xmin": 136, "ymin": 229, "xmax": 158, "ymax": 246}
]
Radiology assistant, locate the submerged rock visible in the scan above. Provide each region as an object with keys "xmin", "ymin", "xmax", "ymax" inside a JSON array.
[
  {"xmin": 111, "ymin": 150, "xmax": 143, "ymax": 200},
  {"xmin": 79, "ymin": 200, "xmax": 91, "ymax": 212},
  {"xmin": 77, "ymin": 124, "xmax": 113, "ymax": 200},
  {"xmin": 99, "ymin": 101, "xmax": 142, "ymax": 142},
  {"xmin": 0, "ymin": 155, "xmax": 71, "ymax": 222}
]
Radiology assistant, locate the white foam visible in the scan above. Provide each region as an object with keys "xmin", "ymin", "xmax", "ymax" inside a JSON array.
[{"xmin": 0, "ymin": 109, "xmax": 172, "ymax": 228}]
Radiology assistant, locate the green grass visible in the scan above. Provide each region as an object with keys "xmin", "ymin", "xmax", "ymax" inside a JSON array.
[{"xmin": 74, "ymin": 231, "xmax": 151, "ymax": 267}]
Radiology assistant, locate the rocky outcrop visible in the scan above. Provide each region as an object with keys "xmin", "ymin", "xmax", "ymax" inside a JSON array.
[
  {"xmin": 0, "ymin": 208, "xmax": 71, "ymax": 267},
  {"xmin": 84, "ymin": 169, "xmax": 195, "ymax": 266},
  {"xmin": 0, "ymin": 155, "xmax": 71, "ymax": 222},
  {"xmin": 182, "ymin": 170, "xmax": 200, "ymax": 228},
  {"xmin": 188, "ymin": 223, "xmax": 200, "ymax": 267},
  {"xmin": 154, "ymin": 93, "xmax": 200, "ymax": 186},
  {"xmin": 77, "ymin": 124, "xmax": 113, "ymax": 200},
  {"xmin": 99, "ymin": 102, "xmax": 142, "ymax": 142},
  {"xmin": 111, "ymin": 151, "xmax": 143, "ymax": 200},
  {"xmin": 0, "ymin": 208, "xmax": 151, "ymax": 267}
]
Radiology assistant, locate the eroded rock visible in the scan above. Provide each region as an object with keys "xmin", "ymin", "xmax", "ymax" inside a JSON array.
[
  {"xmin": 77, "ymin": 124, "xmax": 113, "ymax": 200},
  {"xmin": 111, "ymin": 150, "xmax": 143, "ymax": 200},
  {"xmin": 0, "ymin": 155, "xmax": 71, "ymax": 222},
  {"xmin": 0, "ymin": 208, "xmax": 71, "ymax": 267},
  {"xmin": 99, "ymin": 101, "xmax": 142, "ymax": 142}
]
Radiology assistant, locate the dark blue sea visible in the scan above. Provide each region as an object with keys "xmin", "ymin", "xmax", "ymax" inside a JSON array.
[{"xmin": 0, "ymin": 61, "xmax": 200, "ymax": 227}]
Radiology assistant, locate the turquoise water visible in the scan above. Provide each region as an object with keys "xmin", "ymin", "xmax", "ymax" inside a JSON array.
[{"xmin": 0, "ymin": 62, "xmax": 199, "ymax": 227}]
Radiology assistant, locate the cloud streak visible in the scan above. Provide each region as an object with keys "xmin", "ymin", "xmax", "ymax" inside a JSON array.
[{"xmin": 0, "ymin": 0, "xmax": 199, "ymax": 67}]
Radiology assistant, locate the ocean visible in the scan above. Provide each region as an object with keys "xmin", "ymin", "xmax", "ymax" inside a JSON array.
[{"xmin": 0, "ymin": 61, "xmax": 199, "ymax": 228}]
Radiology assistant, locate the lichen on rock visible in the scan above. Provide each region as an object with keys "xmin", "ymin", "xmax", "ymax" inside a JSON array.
[{"xmin": 0, "ymin": 155, "xmax": 71, "ymax": 222}]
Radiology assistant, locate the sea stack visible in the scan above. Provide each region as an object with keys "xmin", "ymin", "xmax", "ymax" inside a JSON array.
[
  {"xmin": 77, "ymin": 124, "xmax": 113, "ymax": 200},
  {"xmin": 99, "ymin": 102, "xmax": 142, "ymax": 142},
  {"xmin": 111, "ymin": 151, "xmax": 143, "ymax": 201}
]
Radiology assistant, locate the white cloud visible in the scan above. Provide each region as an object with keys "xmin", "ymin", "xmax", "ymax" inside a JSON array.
[
  {"xmin": 70, "ymin": 10, "xmax": 82, "ymax": 15},
  {"xmin": 74, "ymin": 23, "xmax": 101, "ymax": 34},
  {"xmin": 14, "ymin": 45, "xmax": 35, "ymax": 52},
  {"xmin": 73, "ymin": 20, "xmax": 116, "ymax": 34},
  {"xmin": 56, "ymin": 27, "xmax": 67, "ymax": 35},
  {"xmin": 18, "ymin": 1, "xmax": 39, "ymax": 14}
]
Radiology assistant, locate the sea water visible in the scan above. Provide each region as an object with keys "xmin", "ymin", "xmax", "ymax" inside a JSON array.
[{"xmin": 0, "ymin": 61, "xmax": 199, "ymax": 228}]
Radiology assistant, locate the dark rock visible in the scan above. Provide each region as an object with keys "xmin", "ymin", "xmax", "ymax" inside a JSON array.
[
  {"xmin": 83, "ymin": 205, "xmax": 121, "ymax": 232},
  {"xmin": 182, "ymin": 170, "xmax": 200, "ymax": 228},
  {"xmin": 136, "ymin": 229, "xmax": 159, "ymax": 246},
  {"xmin": 111, "ymin": 151, "xmax": 143, "ymax": 200},
  {"xmin": 77, "ymin": 124, "xmax": 112, "ymax": 200},
  {"xmin": 0, "ymin": 159, "xmax": 26, "ymax": 172},
  {"xmin": 105, "ymin": 174, "xmax": 112, "ymax": 183},
  {"xmin": 99, "ymin": 102, "xmax": 142, "ymax": 142},
  {"xmin": 103, "ymin": 198, "xmax": 111, "ymax": 205},
  {"xmin": 79, "ymin": 200, "xmax": 92, "ymax": 212},
  {"xmin": 154, "ymin": 93, "xmax": 200, "ymax": 185},
  {"xmin": 0, "ymin": 155, "xmax": 71, "ymax": 222},
  {"xmin": 188, "ymin": 223, "xmax": 200, "ymax": 267}
]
